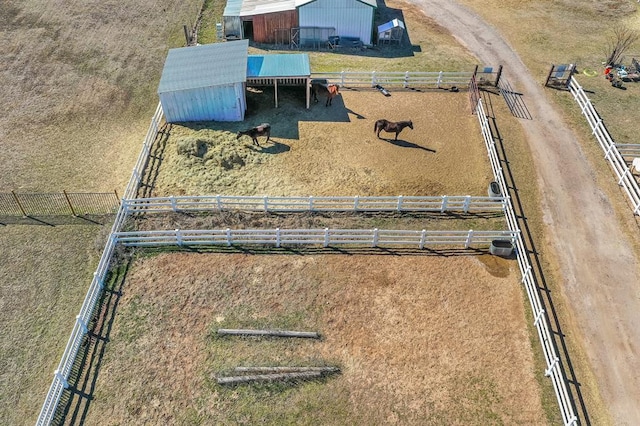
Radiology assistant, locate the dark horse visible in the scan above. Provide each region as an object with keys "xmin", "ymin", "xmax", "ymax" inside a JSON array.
[
  {"xmin": 237, "ymin": 123, "xmax": 271, "ymax": 147},
  {"xmin": 311, "ymin": 83, "xmax": 340, "ymax": 107},
  {"xmin": 374, "ymin": 119, "xmax": 413, "ymax": 140}
]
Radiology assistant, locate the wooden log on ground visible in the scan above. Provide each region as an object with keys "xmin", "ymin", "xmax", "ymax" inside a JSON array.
[
  {"xmin": 217, "ymin": 371, "xmax": 323, "ymax": 385},
  {"xmin": 216, "ymin": 329, "xmax": 320, "ymax": 339},
  {"xmin": 234, "ymin": 366, "xmax": 340, "ymax": 374}
]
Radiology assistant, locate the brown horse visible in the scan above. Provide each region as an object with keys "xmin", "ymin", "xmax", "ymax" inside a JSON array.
[
  {"xmin": 311, "ymin": 83, "xmax": 340, "ymax": 107},
  {"xmin": 374, "ymin": 119, "xmax": 413, "ymax": 140},
  {"xmin": 237, "ymin": 123, "xmax": 271, "ymax": 147}
]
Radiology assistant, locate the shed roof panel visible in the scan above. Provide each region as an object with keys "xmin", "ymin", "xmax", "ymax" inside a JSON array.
[
  {"xmin": 295, "ymin": 0, "xmax": 376, "ymax": 8},
  {"xmin": 378, "ymin": 18, "xmax": 405, "ymax": 33},
  {"xmin": 247, "ymin": 54, "xmax": 310, "ymax": 78},
  {"xmin": 158, "ymin": 40, "xmax": 249, "ymax": 93},
  {"xmin": 240, "ymin": 0, "xmax": 296, "ymax": 16}
]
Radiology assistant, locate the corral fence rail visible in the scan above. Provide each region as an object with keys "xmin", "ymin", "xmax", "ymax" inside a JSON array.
[
  {"xmin": 568, "ymin": 76, "xmax": 640, "ymax": 215},
  {"xmin": 114, "ymin": 228, "xmax": 517, "ymax": 249},
  {"xmin": 476, "ymin": 98, "xmax": 577, "ymax": 425},
  {"xmin": 122, "ymin": 195, "xmax": 507, "ymax": 214},
  {"xmin": 36, "ymin": 102, "xmax": 166, "ymax": 426},
  {"xmin": 0, "ymin": 191, "xmax": 120, "ymax": 217},
  {"xmin": 311, "ymin": 70, "xmax": 473, "ymax": 89}
]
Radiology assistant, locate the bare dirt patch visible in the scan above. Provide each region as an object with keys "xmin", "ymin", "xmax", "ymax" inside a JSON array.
[
  {"xmin": 150, "ymin": 90, "xmax": 491, "ymax": 197},
  {"xmin": 84, "ymin": 252, "xmax": 546, "ymax": 425}
]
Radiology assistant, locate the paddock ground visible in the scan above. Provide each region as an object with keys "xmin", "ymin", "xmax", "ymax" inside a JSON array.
[
  {"xmin": 83, "ymin": 252, "xmax": 547, "ymax": 425},
  {"xmin": 149, "ymin": 89, "xmax": 491, "ymax": 197}
]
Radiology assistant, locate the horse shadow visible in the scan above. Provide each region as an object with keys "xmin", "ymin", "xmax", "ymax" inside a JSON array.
[
  {"xmin": 247, "ymin": 140, "xmax": 290, "ymax": 154},
  {"xmin": 381, "ymin": 138, "xmax": 436, "ymax": 153}
]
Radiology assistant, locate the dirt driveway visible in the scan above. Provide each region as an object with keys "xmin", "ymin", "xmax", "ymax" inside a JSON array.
[{"xmin": 409, "ymin": 0, "xmax": 640, "ymax": 424}]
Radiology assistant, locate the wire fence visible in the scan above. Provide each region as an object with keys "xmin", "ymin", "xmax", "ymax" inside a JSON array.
[
  {"xmin": 0, "ymin": 191, "xmax": 120, "ymax": 217},
  {"xmin": 122, "ymin": 194, "xmax": 506, "ymax": 214},
  {"xmin": 568, "ymin": 76, "xmax": 640, "ymax": 215}
]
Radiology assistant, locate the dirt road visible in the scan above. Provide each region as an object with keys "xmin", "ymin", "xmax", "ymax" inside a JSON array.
[{"xmin": 409, "ymin": 1, "xmax": 640, "ymax": 424}]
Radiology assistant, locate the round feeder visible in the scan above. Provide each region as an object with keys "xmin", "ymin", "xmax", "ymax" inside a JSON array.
[{"xmin": 488, "ymin": 181, "xmax": 501, "ymax": 198}]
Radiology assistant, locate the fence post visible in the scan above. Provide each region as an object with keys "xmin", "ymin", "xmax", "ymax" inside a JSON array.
[
  {"xmin": 170, "ymin": 196, "xmax": 177, "ymax": 212},
  {"xmin": 175, "ymin": 229, "xmax": 183, "ymax": 246},
  {"xmin": 463, "ymin": 195, "xmax": 471, "ymax": 213},
  {"xmin": 216, "ymin": 194, "xmax": 222, "ymax": 211},
  {"xmin": 354, "ymin": 195, "xmax": 360, "ymax": 211},
  {"xmin": 54, "ymin": 369, "xmax": 69, "ymax": 389},
  {"xmin": 404, "ymin": 71, "xmax": 410, "ymax": 88},
  {"xmin": 62, "ymin": 190, "xmax": 77, "ymax": 216},
  {"xmin": 372, "ymin": 228, "xmax": 379, "ymax": 247},
  {"xmin": 618, "ymin": 167, "xmax": 631, "ymax": 186},
  {"xmin": 276, "ymin": 227, "xmax": 281, "ymax": 248},
  {"xmin": 534, "ymin": 309, "xmax": 546, "ymax": 327},
  {"xmin": 545, "ymin": 357, "xmax": 559, "ymax": 377},
  {"xmin": 76, "ymin": 315, "xmax": 88, "ymax": 335},
  {"xmin": 437, "ymin": 71, "xmax": 443, "ymax": 88},
  {"xmin": 440, "ymin": 195, "xmax": 448, "ymax": 213},
  {"xmin": 226, "ymin": 228, "xmax": 232, "ymax": 247},
  {"xmin": 465, "ymin": 229, "xmax": 474, "ymax": 248},
  {"xmin": 309, "ymin": 195, "xmax": 313, "ymax": 211},
  {"xmin": 324, "ymin": 228, "xmax": 329, "ymax": 247},
  {"xmin": 11, "ymin": 190, "xmax": 27, "ymax": 217},
  {"xmin": 263, "ymin": 195, "xmax": 269, "ymax": 212},
  {"xmin": 372, "ymin": 71, "xmax": 377, "ymax": 87},
  {"xmin": 419, "ymin": 229, "xmax": 427, "ymax": 249}
]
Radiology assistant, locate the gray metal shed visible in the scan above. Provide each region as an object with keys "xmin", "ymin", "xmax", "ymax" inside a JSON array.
[
  {"xmin": 296, "ymin": 0, "xmax": 377, "ymax": 45},
  {"xmin": 158, "ymin": 40, "xmax": 249, "ymax": 123}
]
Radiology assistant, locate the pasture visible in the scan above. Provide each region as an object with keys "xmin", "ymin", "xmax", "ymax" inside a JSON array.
[
  {"xmin": 149, "ymin": 90, "xmax": 491, "ymax": 198},
  {"xmin": 82, "ymin": 252, "xmax": 547, "ymax": 425},
  {"xmin": 10, "ymin": 0, "xmax": 639, "ymax": 423}
]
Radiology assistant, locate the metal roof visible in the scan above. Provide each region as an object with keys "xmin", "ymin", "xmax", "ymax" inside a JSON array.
[
  {"xmin": 224, "ymin": 0, "xmax": 296, "ymax": 17},
  {"xmin": 295, "ymin": 0, "xmax": 376, "ymax": 8},
  {"xmin": 158, "ymin": 40, "xmax": 249, "ymax": 93},
  {"xmin": 247, "ymin": 54, "xmax": 310, "ymax": 78},
  {"xmin": 378, "ymin": 18, "xmax": 405, "ymax": 33}
]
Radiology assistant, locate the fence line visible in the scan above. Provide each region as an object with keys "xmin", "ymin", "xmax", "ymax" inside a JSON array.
[
  {"xmin": 0, "ymin": 191, "xmax": 120, "ymax": 217},
  {"xmin": 476, "ymin": 99, "xmax": 577, "ymax": 425},
  {"xmin": 310, "ymin": 70, "xmax": 473, "ymax": 89},
  {"xmin": 114, "ymin": 228, "xmax": 516, "ymax": 249},
  {"xmin": 568, "ymin": 76, "xmax": 640, "ymax": 215},
  {"xmin": 122, "ymin": 195, "xmax": 506, "ymax": 214},
  {"xmin": 36, "ymin": 103, "xmax": 165, "ymax": 426}
]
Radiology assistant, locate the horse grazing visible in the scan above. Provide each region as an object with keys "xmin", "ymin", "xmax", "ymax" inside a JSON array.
[
  {"xmin": 311, "ymin": 83, "xmax": 340, "ymax": 107},
  {"xmin": 374, "ymin": 119, "xmax": 413, "ymax": 140},
  {"xmin": 237, "ymin": 123, "xmax": 271, "ymax": 147}
]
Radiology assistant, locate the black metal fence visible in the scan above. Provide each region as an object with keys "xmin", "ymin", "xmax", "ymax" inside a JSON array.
[{"xmin": 0, "ymin": 191, "xmax": 120, "ymax": 216}]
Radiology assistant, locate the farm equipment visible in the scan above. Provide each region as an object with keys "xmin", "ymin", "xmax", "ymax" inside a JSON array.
[{"xmin": 604, "ymin": 59, "xmax": 640, "ymax": 88}]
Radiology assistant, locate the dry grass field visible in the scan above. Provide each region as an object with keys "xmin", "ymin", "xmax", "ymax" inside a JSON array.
[
  {"xmin": 0, "ymin": 1, "xmax": 203, "ymax": 424},
  {"xmin": 83, "ymin": 252, "xmax": 547, "ymax": 425}
]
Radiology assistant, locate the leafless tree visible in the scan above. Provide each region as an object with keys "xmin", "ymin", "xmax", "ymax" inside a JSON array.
[{"xmin": 605, "ymin": 25, "xmax": 639, "ymax": 66}]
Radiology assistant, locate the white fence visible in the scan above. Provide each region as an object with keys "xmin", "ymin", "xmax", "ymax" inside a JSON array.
[
  {"xmin": 568, "ymin": 76, "xmax": 640, "ymax": 215},
  {"xmin": 36, "ymin": 103, "xmax": 165, "ymax": 426},
  {"xmin": 476, "ymin": 99, "xmax": 577, "ymax": 425},
  {"xmin": 311, "ymin": 71, "xmax": 473, "ymax": 89},
  {"xmin": 122, "ymin": 195, "xmax": 506, "ymax": 214},
  {"xmin": 114, "ymin": 228, "xmax": 516, "ymax": 249}
]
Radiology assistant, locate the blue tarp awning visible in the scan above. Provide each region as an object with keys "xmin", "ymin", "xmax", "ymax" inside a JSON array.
[{"xmin": 247, "ymin": 54, "xmax": 311, "ymax": 78}]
